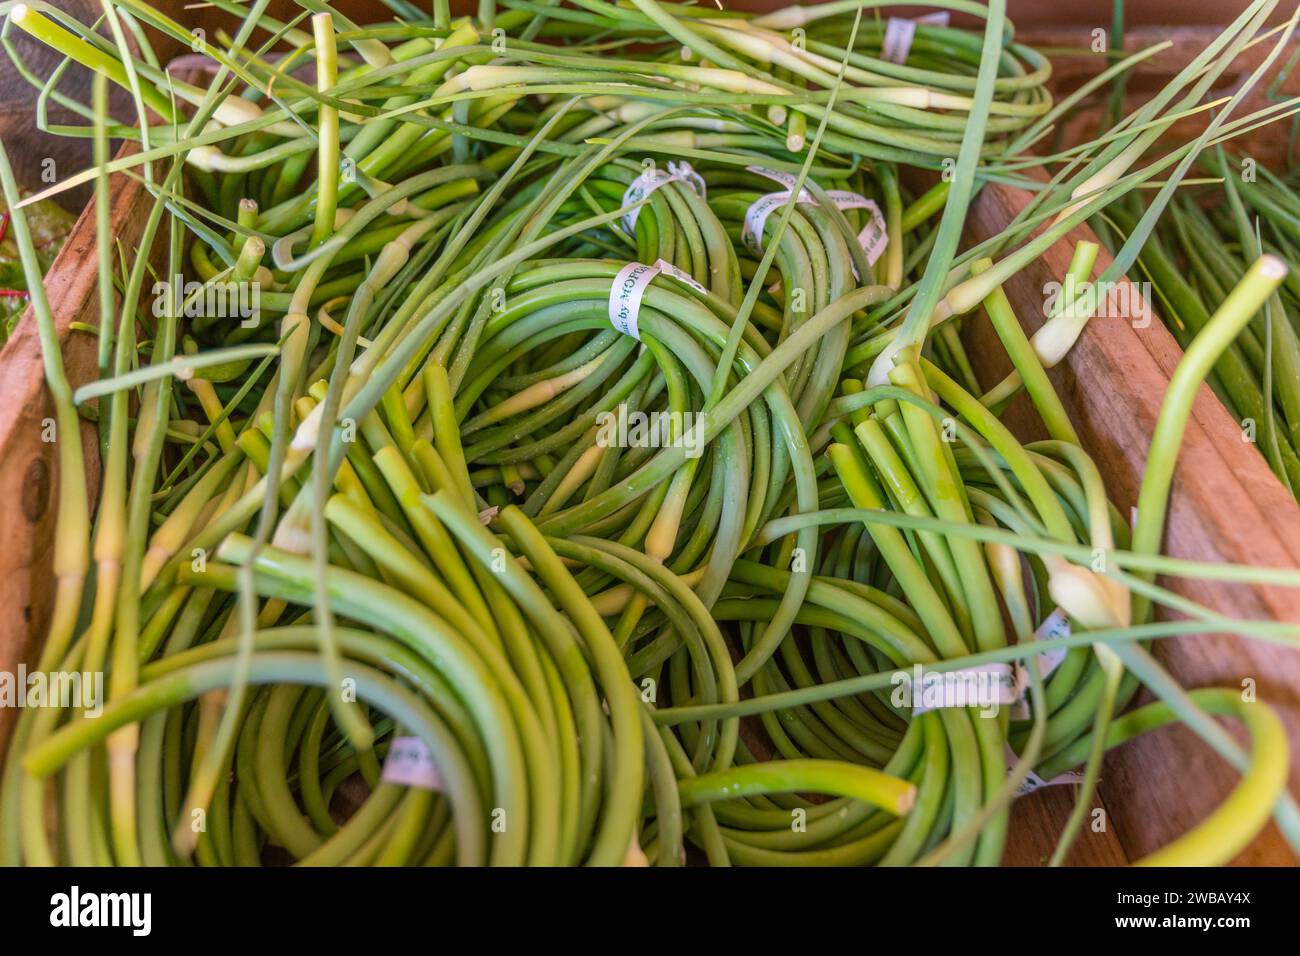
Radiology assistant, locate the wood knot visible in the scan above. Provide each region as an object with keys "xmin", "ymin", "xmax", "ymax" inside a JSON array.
[{"xmin": 21, "ymin": 457, "xmax": 50, "ymax": 524}]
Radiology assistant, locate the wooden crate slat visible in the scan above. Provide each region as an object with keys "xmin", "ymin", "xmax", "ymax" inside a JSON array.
[
  {"xmin": 0, "ymin": 1, "xmax": 1296, "ymax": 866},
  {"xmin": 0, "ymin": 150, "xmax": 149, "ymax": 754},
  {"xmin": 962, "ymin": 174, "xmax": 1300, "ymax": 865}
]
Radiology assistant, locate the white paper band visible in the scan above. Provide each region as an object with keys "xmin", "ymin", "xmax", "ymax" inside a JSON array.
[
  {"xmin": 743, "ymin": 192, "xmax": 797, "ymax": 255},
  {"xmin": 1007, "ymin": 745, "xmax": 1087, "ymax": 796},
  {"xmin": 1016, "ymin": 766, "xmax": 1087, "ymax": 795},
  {"xmin": 855, "ymin": 201, "xmax": 889, "ymax": 267},
  {"xmin": 607, "ymin": 259, "xmax": 707, "ymax": 340},
  {"xmin": 824, "ymin": 190, "xmax": 876, "ymax": 213},
  {"xmin": 382, "ymin": 736, "xmax": 443, "ymax": 790},
  {"xmin": 906, "ymin": 611, "xmax": 1073, "ymax": 721},
  {"xmin": 745, "ymin": 165, "xmax": 814, "ymax": 201},
  {"xmin": 652, "ymin": 257, "xmax": 708, "ymax": 296},
  {"xmin": 882, "ymin": 18, "xmax": 917, "ymax": 64},
  {"xmin": 622, "ymin": 160, "xmax": 706, "ymax": 234},
  {"xmin": 909, "ymin": 663, "xmax": 1025, "ymax": 715},
  {"xmin": 742, "ymin": 167, "xmax": 807, "ymax": 254},
  {"xmin": 742, "ymin": 167, "xmax": 890, "ymax": 266},
  {"xmin": 883, "ymin": 12, "xmax": 949, "ymax": 65},
  {"xmin": 1031, "ymin": 607, "xmax": 1073, "ymax": 677},
  {"xmin": 609, "ymin": 261, "xmax": 658, "ymax": 340},
  {"xmin": 1010, "ymin": 608, "xmax": 1073, "ymax": 720}
]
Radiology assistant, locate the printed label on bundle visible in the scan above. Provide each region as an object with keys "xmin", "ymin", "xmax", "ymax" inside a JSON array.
[
  {"xmin": 893, "ymin": 663, "xmax": 1025, "ymax": 717},
  {"xmin": 382, "ymin": 736, "xmax": 443, "ymax": 790},
  {"xmin": 622, "ymin": 160, "xmax": 706, "ymax": 233}
]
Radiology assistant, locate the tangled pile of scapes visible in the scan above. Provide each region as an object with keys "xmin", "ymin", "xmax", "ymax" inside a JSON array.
[{"xmin": 1, "ymin": 0, "xmax": 1298, "ymax": 867}]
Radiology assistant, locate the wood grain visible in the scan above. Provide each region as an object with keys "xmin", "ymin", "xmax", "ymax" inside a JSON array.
[
  {"xmin": 1, "ymin": 0, "xmax": 1296, "ymax": 868},
  {"xmin": 0, "ymin": 1, "xmax": 185, "ymax": 213},
  {"xmin": 1015, "ymin": 25, "xmax": 1300, "ymax": 172},
  {"xmin": 962, "ymin": 174, "xmax": 1300, "ymax": 866},
  {"xmin": 0, "ymin": 149, "xmax": 151, "ymax": 756},
  {"xmin": 1004, "ymin": 787, "xmax": 1129, "ymax": 866}
]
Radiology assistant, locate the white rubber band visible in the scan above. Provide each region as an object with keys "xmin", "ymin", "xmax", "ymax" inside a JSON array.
[
  {"xmin": 381, "ymin": 736, "xmax": 443, "ymax": 790},
  {"xmin": 622, "ymin": 160, "xmax": 706, "ymax": 234}
]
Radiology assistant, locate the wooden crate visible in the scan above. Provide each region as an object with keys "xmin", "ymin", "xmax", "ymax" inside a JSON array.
[
  {"xmin": 0, "ymin": 153, "xmax": 153, "ymax": 756},
  {"xmin": 1, "ymin": 0, "xmax": 1297, "ymax": 866},
  {"xmin": 1024, "ymin": 24, "xmax": 1300, "ymax": 173},
  {"xmin": 980, "ymin": 15, "xmax": 1300, "ymax": 865},
  {"xmin": 961, "ymin": 176, "xmax": 1300, "ymax": 866}
]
